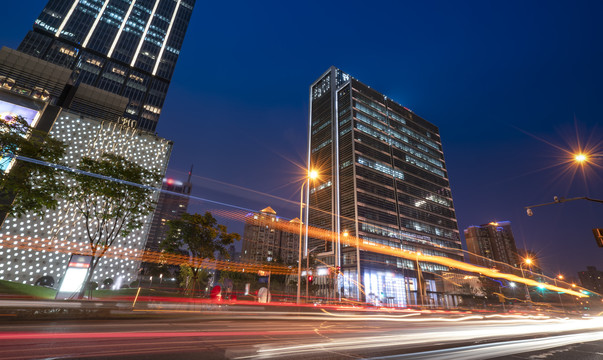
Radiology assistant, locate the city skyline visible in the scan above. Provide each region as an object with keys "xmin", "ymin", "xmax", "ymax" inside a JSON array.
[{"xmin": 0, "ymin": 0, "xmax": 601, "ymax": 279}]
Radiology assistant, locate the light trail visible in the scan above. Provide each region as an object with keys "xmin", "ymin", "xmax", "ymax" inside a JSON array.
[
  {"xmin": 238, "ymin": 317, "xmax": 603, "ymax": 359},
  {"xmin": 0, "ymin": 234, "xmax": 295, "ymax": 275},
  {"xmin": 3, "ymin": 154, "xmax": 591, "ymax": 297},
  {"xmin": 369, "ymin": 331, "xmax": 603, "ymax": 359},
  {"xmin": 210, "ymin": 208, "xmax": 589, "ymax": 298},
  {"xmin": 6, "ymin": 152, "xmax": 536, "ymax": 282}
]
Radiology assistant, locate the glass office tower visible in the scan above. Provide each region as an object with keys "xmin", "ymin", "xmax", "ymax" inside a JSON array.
[
  {"xmin": 306, "ymin": 66, "xmax": 463, "ymax": 307},
  {"xmin": 17, "ymin": 0, "xmax": 195, "ymax": 131}
]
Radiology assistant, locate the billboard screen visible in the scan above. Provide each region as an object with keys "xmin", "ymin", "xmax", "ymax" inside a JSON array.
[{"xmin": 0, "ymin": 99, "xmax": 42, "ymax": 173}]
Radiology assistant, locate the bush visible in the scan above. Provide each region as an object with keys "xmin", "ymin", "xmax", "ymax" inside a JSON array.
[
  {"xmin": 34, "ymin": 276, "xmax": 55, "ymax": 288},
  {"xmin": 102, "ymin": 278, "xmax": 114, "ymax": 289}
]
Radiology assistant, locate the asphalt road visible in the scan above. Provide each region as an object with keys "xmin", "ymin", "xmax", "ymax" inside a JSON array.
[{"xmin": 1, "ymin": 311, "xmax": 602, "ymax": 359}]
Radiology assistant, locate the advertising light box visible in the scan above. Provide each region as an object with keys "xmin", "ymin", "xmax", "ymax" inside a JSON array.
[
  {"xmin": 0, "ymin": 99, "xmax": 42, "ymax": 173},
  {"xmin": 55, "ymin": 254, "xmax": 93, "ymax": 300}
]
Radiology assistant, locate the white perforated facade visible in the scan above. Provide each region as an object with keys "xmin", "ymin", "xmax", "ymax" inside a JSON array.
[{"xmin": 0, "ymin": 110, "xmax": 172, "ymax": 287}]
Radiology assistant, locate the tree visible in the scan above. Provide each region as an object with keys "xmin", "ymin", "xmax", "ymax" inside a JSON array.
[
  {"xmin": 0, "ymin": 114, "xmax": 67, "ymax": 218},
  {"xmin": 161, "ymin": 212, "xmax": 240, "ymax": 296},
  {"xmin": 178, "ymin": 264, "xmax": 210, "ymax": 295},
  {"xmin": 66, "ymin": 153, "xmax": 161, "ymax": 298}
]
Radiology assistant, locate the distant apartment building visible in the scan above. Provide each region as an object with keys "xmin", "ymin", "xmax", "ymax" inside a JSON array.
[
  {"xmin": 464, "ymin": 221, "xmax": 520, "ymax": 270},
  {"xmin": 241, "ymin": 207, "xmax": 299, "ymax": 265},
  {"xmin": 145, "ymin": 174, "xmax": 193, "ymax": 252},
  {"xmin": 578, "ymin": 266, "xmax": 603, "ymax": 293}
]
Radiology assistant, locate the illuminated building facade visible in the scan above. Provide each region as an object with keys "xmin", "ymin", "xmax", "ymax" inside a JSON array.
[
  {"xmin": 241, "ymin": 207, "xmax": 300, "ymax": 265},
  {"xmin": 306, "ymin": 66, "xmax": 463, "ymax": 307},
  {"xmin": 16, "ymin": 0, "xmax": 196, "ymax": 131},
  {"xmin": 0, "ymin": 0, "xmax": 197, "ymax": 288},
  {"xmin": 464, "ymin": 221, "xmax": 520, "ymax": 270},
  {"xmin": 0, "ymin": 109, "xmax": 171, "ymax": 288}
]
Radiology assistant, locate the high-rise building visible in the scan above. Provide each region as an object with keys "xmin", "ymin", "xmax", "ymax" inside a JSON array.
[
  {"xmin": 464, "ymin": 221, "xmax": 520, "ymax": 270},
  {"xmin": 0, "ymin": 0, "xmax": 196, "ymax": 288},
  {"xmin": 145, "ymin": 173, "xmax": 192, "ymax": 252},
  {"xmin": 306, "ymin": 66, "xmax": 463, "ymax": 307},
  {"xmin": 578, "ymin": 266, "xmax": 603, "ymax": 293},
  {"xmin": 241, "ymin": 207, "xmax": 300, "ymax": 265},
  {"xmin": 15, "ymin": 0, "xmax": 196, "ymax": 131}
]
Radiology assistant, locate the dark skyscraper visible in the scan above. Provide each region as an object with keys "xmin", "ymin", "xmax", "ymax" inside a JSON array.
[
  {"xmin": 17, "ymin": 0, "xmax": 195, "ymax": 131},
  {"xmin": 578, "ymin": 266, "xmax": 603, "ymax": 293},
  {"xmin": 145, "ymin": 173, "xmax": 192, "ymax": 252},
  {"xmin": 306, "ymin": 66, "xmax": 463, "ymax": 307}
]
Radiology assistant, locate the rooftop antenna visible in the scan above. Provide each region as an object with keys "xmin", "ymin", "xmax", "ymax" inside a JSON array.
[{"xmin": 187, "ymin": 164, "xmax": 193, "ymax": 183}]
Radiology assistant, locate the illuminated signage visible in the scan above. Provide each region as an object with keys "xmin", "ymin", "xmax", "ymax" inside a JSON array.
[
  {"xmin": 118, "ymin": 116, "xmax": 138, "ymax": 129},
  {"xmin": 55, "ymin": 254, "xmax": 93, "ymax": 300}
]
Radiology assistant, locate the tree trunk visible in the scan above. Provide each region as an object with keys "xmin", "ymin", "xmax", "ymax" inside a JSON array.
[{"xmin": 77, "ymin": 257, "xmax": 97, "ymax": 300}]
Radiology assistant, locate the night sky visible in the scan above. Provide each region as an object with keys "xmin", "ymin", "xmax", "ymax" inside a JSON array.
[{"xmin": 1, "ymin": 1, "xmax": 601, "ymax": 280}]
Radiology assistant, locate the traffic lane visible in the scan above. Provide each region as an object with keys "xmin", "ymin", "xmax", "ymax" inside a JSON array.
[
  {"xmin": 0, "ymin": 317, "xmax": 602, "ymax": 359},
  {"xmin": 0, "ymin": 319, "xmax": 374, "ymax": 360}
]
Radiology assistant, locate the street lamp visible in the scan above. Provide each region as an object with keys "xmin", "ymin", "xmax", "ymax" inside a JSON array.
[
  {"xmin": 306, "ymin": 245, "xmax": 321, "ymax": 302},
  {"xmin": 416, "ymin": 252, "xmax": 424, "ymax": 308},
  {"xmin": 574, "ymin": 153, "xmax": 587, "ymax": 163},
  {"xmin": 297, "ymin": 169, "xmax": 318, "ymax": 305},
  {"xmin": 332, "ymin": 231, "xmax": 349, "ymax": 302},
  {"xmin": 526, "ymin": 196, "xmax": 603, "ymax": 216},
  {"xmin": 553, "ymin": 274, "xmax": 566, "ymax": 313},
  {"xmin": 519, "ymin": 258, "xmax": 533, "ymax": 305}
]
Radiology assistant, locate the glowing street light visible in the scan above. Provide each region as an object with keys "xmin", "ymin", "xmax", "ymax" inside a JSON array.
[
  {"xmin": 519, "ymin": 258, "xmax": 533, "ymax": 304},
  {"xmin": 574, "ymin": 153, "xmax": 587, "ymax": 163},
  {"xmin": 553, "ymin": 274, "xmax": 566, "ymax": 313},
  {"xmin": 297, "ymin": 169, "xmax": 319, "ymax": 305}
]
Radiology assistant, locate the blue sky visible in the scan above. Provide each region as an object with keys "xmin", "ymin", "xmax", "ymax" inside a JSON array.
[{"xmin": 1, "ymin": 0, "xmax": 602, "ymax": 278}]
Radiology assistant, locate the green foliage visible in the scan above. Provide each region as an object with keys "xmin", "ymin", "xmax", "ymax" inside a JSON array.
[
  {"xmin": 68, "ymin": 153, "xmax": 161, "ymax": 246},
  {"xmin": 162, "ymin": 212, "xmax": 240, "ymax": 261},
  {"xmin": 65, "ymin": 153, "xmax": 161, "ymax": 297},
  {"xmin": 0, "ymin": 115, "xmax": 67, "ymax": 217},
  {"xmin": 161, "ymin": 212, "xmax": 240, "ymax": 295},
  {"xmin": 178, "ymin": 264, "xmax": 210, "ymax": 294},
  {"xmin": 144, "ymin": 262, "xmax": 171, "ymax": 278}
]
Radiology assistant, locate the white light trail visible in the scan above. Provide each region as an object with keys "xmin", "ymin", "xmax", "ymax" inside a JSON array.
[{"xmin": 237, "ymin": 317, "xmax": 603, "ymax": 359}]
